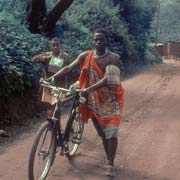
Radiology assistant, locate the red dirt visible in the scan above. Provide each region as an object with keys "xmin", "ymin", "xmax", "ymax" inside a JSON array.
[{"xmin": 0, "ymin": 59, "xmax": 180, "ymax": 180}]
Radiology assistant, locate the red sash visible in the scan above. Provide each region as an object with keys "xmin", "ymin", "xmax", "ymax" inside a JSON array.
[{"xmin": 79, "ymin": 50, "xmax": 124, "ymax": 126}]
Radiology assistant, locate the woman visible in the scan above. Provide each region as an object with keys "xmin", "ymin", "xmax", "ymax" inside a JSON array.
[
  {"xmin": 33, "ymin": 37, "xmax": 70, "ymax": 104},
  {"xmin": 33, "ymin": 37, "xmax": 70, "ymax": 87}
]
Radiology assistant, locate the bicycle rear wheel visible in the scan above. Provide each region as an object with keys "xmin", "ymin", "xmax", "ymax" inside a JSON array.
[
  {"xmin": 65, "ymin": 107, "xmax": 84, "ymax": 159},
  {"xmin": 28, "ymin": 121, "xmax": 57, "ymax": 180}
]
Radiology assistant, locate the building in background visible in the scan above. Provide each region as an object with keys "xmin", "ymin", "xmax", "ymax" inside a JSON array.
[{"xmin": 154, "ymin": 41, "xmax": 180, "ymax": 59}]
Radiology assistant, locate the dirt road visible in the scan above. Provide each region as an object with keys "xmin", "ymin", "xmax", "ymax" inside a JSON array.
[{"xmin": 0, "ymin": 59, "xmax": 180, "ymax": 180}]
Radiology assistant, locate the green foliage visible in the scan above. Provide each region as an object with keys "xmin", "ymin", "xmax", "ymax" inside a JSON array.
[
  {"xmin": 0, "ymin": 20, "xmax": 50, "ymax": 97},
  {"xmin": 56, "ymin": 0, "xmax": 133, "ymax": 65},
  {"xmin": 151, "ymin": 0, "xmax": 180, "ymax": 43},
  {"xmin": 0, "ymin": 0, "xmax": 27, "ymax": 24},
  {"xmin": 0, "ymin": 0, "xmax": 161, "ymax": 126},
  {"xmin": 0, "ymin": 0, "xmax": 159, "ymax": 98},
  {"xmin": 51, "ymin": 0, "xmax": 158, "ymax": 73},
  {"xmin": 114, "ymin": 0, "xmax": 157, "ymax": 62},
  {"xmin": 144, "ymin": 47, "xmax": 162, "ymax": 64}
]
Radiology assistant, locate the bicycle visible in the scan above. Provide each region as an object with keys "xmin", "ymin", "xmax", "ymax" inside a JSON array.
[{"xmin": 28, "ymin": 80, "xmax": 84, "ymax": 180}]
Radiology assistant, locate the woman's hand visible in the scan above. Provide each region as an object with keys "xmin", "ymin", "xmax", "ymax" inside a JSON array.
[{"xmin": 39, "ymin": 77, "xmax": 54, "ymax": 85}]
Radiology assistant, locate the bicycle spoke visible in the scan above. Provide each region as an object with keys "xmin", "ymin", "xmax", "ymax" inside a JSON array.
[
  {"xmin": 65, "ymin": 109, "xmax": 84, "ymax": 158},
  {"xmin": 29, "ymin": 122, "xmax": 56, "ymax": 180}
]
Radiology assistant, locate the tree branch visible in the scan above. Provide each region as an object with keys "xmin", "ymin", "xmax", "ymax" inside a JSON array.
[
  {"xmin": 27, "ymin": 0, "xmax": 74, "ymax": 34},
  {"xmin": 43, "ymin": 0, "xmax": 74, "ymax": 33},
  {"xmin": 27, "ymin": 0, "xmax": 46, "ymax": 33}
]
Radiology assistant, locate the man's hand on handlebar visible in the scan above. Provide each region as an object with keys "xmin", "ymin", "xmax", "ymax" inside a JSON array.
[{"xmin": 80, "ymin": 88, "xmax": 90, "ymax": 97}]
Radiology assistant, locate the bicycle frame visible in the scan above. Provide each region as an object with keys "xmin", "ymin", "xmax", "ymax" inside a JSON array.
[
  {"xmin": 61, "ymin": 94, "xmax": 80, "ymax": 143},
  {"xmin": 28, "ymin": 81, "xmax": 84, "ymax": 180},
  {"xmin": 41, "ymin": 81, "xmax": 80, "ymax": 151}
]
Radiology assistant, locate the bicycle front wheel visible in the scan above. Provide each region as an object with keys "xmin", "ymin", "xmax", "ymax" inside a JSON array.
[
  {"xmin": 65, "ymin": 107, "xmax": 84, "ymax": 159},
  {"xmin": 28, "ymin": 121, "xmax": 57, "ymax": 180}
]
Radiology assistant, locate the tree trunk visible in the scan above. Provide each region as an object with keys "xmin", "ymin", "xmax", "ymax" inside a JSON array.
[
  {"xmin": 27, "ymin": 0, "xmax": 46, "ymax": 33},
  {"xmin": 27, "ymin": 0, "xmax": 74, "ymax": 34},
  {"xmin": 43, "ymin": 0, "xmax": 74, "ymax": 33}
]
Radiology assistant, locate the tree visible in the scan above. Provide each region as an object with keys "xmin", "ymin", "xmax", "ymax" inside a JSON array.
[
  {"xmin": 112, "ymin": 0, "xmax": 157, "ymax": 64},
  {"xmin": 27, "ymin": 0, "xmax": 74, "ymax": 34},
  {"xmin": 155, "ymin": 0, "xmax": 180, "ymax": 42}
]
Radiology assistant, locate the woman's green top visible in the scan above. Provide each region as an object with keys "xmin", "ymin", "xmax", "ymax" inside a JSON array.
[{"xmin": 48, "ymin": 55, "xmax": 64, "ymax": 73}]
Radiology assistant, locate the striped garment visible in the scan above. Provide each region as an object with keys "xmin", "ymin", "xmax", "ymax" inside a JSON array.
[
  {"xmin": 79, "ymin": 50, "xmax": 125, "ymax": 127},
  {"xmin": 105, "ymin": 64, "xmax": 121, "ymax": 87}
]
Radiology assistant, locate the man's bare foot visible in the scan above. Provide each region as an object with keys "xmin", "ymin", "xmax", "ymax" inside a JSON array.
[{"xmin": 105, "ymin": 165, "xmax": 115, "ymax": 177}]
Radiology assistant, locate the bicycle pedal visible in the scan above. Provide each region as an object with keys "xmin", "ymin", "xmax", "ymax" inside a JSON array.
[
  {"xmin": 60, "ymin": 146, "xmax": 69, "ymax": 155},
  {"xmin": 72, "ymin": 138, "xmax": 82, "ymax": 144},
  {"xmin": 63, "ymin": 149, "xmax": 69, "ymax": 154}
]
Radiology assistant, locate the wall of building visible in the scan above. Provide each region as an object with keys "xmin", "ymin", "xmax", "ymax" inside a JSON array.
[{"xmin": 155, "ymin": 41, "xmax": 180, "ymax": 59}]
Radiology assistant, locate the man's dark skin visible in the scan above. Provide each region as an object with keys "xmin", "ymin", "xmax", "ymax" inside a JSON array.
[{"xmin": 48, "ymin": 31, "xmax": 121, "ymax": 168}]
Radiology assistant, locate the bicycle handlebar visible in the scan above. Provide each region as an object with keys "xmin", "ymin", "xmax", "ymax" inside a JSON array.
[
  {"xmin": 40, "ymin": 80, "xmax": 86, "ymax": 103},
  {"xmin": 41, "ymin": 80, "xmax": 70, "ymax": 93}
]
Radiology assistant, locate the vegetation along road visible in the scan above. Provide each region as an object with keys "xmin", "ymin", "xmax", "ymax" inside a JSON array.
[{"xmin": 0, "ymin": 59, "xmax": 180, "ymax": 180}]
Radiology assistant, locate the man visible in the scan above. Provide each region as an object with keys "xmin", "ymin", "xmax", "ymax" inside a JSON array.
[{"xmin": 48, "ymin": 29, "xmax": 124, "ymax": 176}]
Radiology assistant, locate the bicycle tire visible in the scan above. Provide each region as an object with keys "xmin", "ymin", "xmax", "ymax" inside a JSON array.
[
  {"xmin": 28, "ymin": 121, "xmax": 57, "ymax": 180},
  {"xmin": 65, "ymin": 106, "xmax": 84, "ymax": 159}
]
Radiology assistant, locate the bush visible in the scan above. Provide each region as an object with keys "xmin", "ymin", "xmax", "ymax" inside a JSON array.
[
  {"xmin": 0, "ymin": 19, "xmax": 50, "ymax": 126},
  {"xmin": 52, "ymin": 0, "xmax": 158, "ymax": 75},
  {"xmin": 0, "ymin": 20, "xmax": 50, "ymax": 97},
  {"xmin": 145, "ymin": 47, "xmax": 162, "ymax": 64},
  {"xmin": 56, "ymin": 0, "xmax": 130, "ymax": 59}
]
